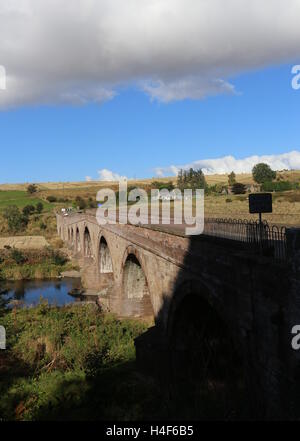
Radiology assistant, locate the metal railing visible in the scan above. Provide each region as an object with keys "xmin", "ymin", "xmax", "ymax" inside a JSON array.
[{"xmin": 204, "ymin": 218, "xmax": 287, "ymax": 262}]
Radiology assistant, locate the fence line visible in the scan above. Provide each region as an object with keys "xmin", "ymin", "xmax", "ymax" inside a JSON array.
[{"xmin": 204, "ymin": 218, "xmax": 287, "ymax": 261}]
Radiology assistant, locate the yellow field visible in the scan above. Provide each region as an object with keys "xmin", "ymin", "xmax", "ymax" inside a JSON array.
[
  {"xmin": 1, "ymin": 170, "xmax": 299, "ymax": 191},
  {"xmin": 203, "ymin": 193, "xmax": 300, "ymax": 226}
]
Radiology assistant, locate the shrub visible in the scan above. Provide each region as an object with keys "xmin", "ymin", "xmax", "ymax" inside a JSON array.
[
  {"xmin": 226, "ymin": 198, "xmax": 232, "ymax": 203},
  {"xmin": 261, "ymin": 180, "xmax": 294, "ymax": 192},
  {"xmin": 40, "ymin": 222, "xmax": 47, "ymax": 230},
  {"xmin": 3, "ymin": 206, "xmax": 29, "ymax": 233},
  {"xmin": 10, "ymin": 248, "xmax": 27, "ymax": 264},
  {"xmin": 88, "ymin": 197, "xmax": 97, "ymax": 208},
  {"xmin": 36, "ymin": 202, "xmax": 44, "ymax": 213},
  {"xmin": 47, "ymin": 248, "xmax": 68, "ymax": 266},
  {"xmin": 231, "ymin": 183, "xmax": 247, "ymax": 195},
  {"xmin": 23, "ymin": 204, "xmax": 35, "ymax": 216},
  {"xmin": 75, "ymin": 196, "xmax": 87, "ymax": 210},
  {"xmin": 252, "ymin": 163, "xmax": 276, "ymax": 184},
  {"xmin": 46, "ymin": 196, "xmax": 57, "ymax": 203},
  {"xmin": 27, "ymin": 184, "xmax": 38, "ymax": 194}
]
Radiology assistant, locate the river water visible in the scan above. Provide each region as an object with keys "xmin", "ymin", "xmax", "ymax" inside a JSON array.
[{"xmin": 0, "ymin": 278, "xmax": 83, "ymax": 308}]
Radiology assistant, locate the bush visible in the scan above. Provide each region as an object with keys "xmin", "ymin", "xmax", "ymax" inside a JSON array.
[
  {"xmin": 231, "ymin": 183, "xmax": 246, "ymax": 195},
  {"xmin": 3, "ymin": 206, "xmax": 29, "ymax": 233},
  {"xmin": 27, "ymin": 184, "xmax": 38, "ymax": 194},
  {"xmin": 261, "ymin": 180, "xmax": 294, "ymax": 192},
  {"xmin": 88, "ymin": 197, "xmax": 97, "ymax": 208},
  {"xmin": 40, "ymin": 222, "xmax": 47, "ymax": 230},
  {"xmin": 75, "ymin": 196, "xmax": 87, "ymax": 210},
  {"xmin": 23, "ymin": 204, "xmax": 35, "ymax": 216},
  {"xmin": 226, "ymin": 198, "xmax": 232, "ymax": 203},
  {"xmin": 47, "ymin": 248, "xmax": 68, "ymax": 266},
  {"xmin": 36, "ymin": 202, "xmax": 44, "ymax": 213},
  {"xmin": 10, "ymin": 248, "xmax": 27, "ymax": 264},
  {"xmin": 252, "ymin": 163, "xmax": 276, "ymax": 184},
  {"xmin": 46, "ymin": 196, "xmax": 57, "ymax": 203}
]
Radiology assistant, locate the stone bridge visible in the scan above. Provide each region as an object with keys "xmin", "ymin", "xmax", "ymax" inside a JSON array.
[{"xmin": 56, "ymin": 212, "xmax": 300, "ymax": 419}]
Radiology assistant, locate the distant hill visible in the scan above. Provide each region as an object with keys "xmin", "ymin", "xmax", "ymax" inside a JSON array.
[{"xmin": 0, "ymin": 170, "xmax": 299, "ymax": 191}]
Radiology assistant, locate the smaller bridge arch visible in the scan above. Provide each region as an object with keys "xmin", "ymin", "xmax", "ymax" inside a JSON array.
[
  {"xmin": 122, "ymin": 248, "xmax": 154, "ymax": 317},
  {"xmin": 84, "ymin": 226, "xmax": 93, "ymax": 258},
  {"xmin": 70, "ymin": 228, "xmax": 74, "ymax": 248},
  {"xmin": 75, "ymin": 227, "xmax": 81, "ymax": 253},
  {"xmin": 99, "ymin": 236, "xmax": 113, "ymax": 274}
]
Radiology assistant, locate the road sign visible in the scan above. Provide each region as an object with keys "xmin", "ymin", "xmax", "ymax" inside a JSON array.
[{"xmin": 249, "ymin": 193, "xmax": 272, "ymax": 214}]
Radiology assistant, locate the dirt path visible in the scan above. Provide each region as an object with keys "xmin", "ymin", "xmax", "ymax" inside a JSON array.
[{"xmin": 0, "ymin": 236, "xmax": 49, "ymax": 250}]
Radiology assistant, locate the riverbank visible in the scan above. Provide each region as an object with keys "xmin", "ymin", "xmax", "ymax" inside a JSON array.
[
  {"xmin": 0, "ymin": 247, "xmax": 75, "ymax": 281},
  {"xmin": 0, "ymin": 302, "xmax": 159, "ymax": 421}
]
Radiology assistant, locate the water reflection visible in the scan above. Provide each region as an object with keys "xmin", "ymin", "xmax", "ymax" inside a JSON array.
[{"xmin": 0, "ymin": 278, "xmax": 82, "ymax": 308}]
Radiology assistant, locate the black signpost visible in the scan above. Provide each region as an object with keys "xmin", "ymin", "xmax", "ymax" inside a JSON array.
[{"xmin": 249, "ymin": 193, "xmax": 272, "ymax": 249}]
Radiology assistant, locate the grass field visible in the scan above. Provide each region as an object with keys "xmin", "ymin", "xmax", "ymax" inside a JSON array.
[
  {"xmin": 0, "ymin": 191, "xmax": 52, "ymax": 212},
  {"xmin": 0, "ymin": 303, "xmax": 157, "ymax": 421},
  {"xmin": 203, "ymin": 192, "xmax": 300, "ymax": 226}
]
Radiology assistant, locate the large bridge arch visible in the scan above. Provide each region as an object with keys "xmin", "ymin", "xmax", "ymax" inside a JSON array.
[
  {"xmin": 121, "ymin": 246, "xmax": 154, "ymax": 317},
  {"xmin": 166, "ymin": 280, "xmax": 247, "ymax": 419}
]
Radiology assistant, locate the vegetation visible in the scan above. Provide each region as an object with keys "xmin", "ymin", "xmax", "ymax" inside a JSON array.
[
  {"xmin": 0, "ymin": 304, "xmax": 158, "ymax": 421},
  {"xmin": 27, "ymin": 184, "xmax": 38, "ymax": 195},
  {"xmin": 0, "ymin": 191, "xmax": 51, "ymax": 212},
  {"xmin": 231, "ymin": 183, "xmax": 247, "ymax": 195},
  {"xmin": 0, "ymin": 247, "xmax": 71, "ymax": 281},
  {"xmin": 3, "ymin": 206, "xmax": 29, "ymax": 233},
  {"xmin": 46, "ymin": 196, "xmax": 57, "ymax": 203},
  {"xmin": 177, "ymin": 168, "xmax": 207, "ymax": 192},
  {"xmin": 75, "ymin": 196, "xmax": 87, "ymax": 210},
  {"xmin": 261, "ymin": 180, "xmax": 298, "ymax": 192},
  {"xmin": 22, "ymin": 205, "xmax": 35, "ymax": 216},
  {"xmin": 36, "ymin": 202, "xmax": 44, "ymax": 214},
  {"xmin": 228, "ymin": 171, "xmax": 236, "ymax": 186},
  {"xmin": 252, "ymin": 163, "xmax": 276, "ymax": 184},
  {"xmin": 151, "ymin": 181, "xmax": 175, "ymax": 192}
]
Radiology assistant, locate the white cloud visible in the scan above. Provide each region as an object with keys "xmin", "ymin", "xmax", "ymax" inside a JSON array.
[
  {"xmin": 142, "ymin": 77, "xmax": 236, "ymax": 102},
  {"xmin": 97, "ymin": 169, "xmax": 127, "ymax": 182},
  {"xmin": 1, "ymin": 0, "xmax": 300, "ymax": 107},
  {"xmin": 155, "ymin": 151, "xmax": 300, "ymax": 176}
]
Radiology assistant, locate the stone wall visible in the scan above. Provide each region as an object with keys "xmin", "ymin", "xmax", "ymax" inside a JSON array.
[{"xmin": 57, "ymin": 212, "xmax": 300, "ymax": 419}]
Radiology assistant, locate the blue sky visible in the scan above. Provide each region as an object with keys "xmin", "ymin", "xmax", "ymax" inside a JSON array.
[
  {"xmin": 0, "ymin": 62, "xmax": 299, "ymax": 183},
  {"xmin": 1, "ymin": 1, "xmax": 300, "ymax": 184}
]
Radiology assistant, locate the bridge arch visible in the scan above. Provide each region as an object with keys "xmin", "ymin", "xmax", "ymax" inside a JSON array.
[
  {"xmin": 83, "ymin": 226, "xmax": 93, "ymax": 259},
  {"xmin": 75, "ymin": 227, "xmax": 81, "ymax": 253},
  {"xmin": 70, "ymin": 228, "xmax": 74, "ymax": 248},
  {"xmin": 121, "ymin": 247, "xmax": 154, "ymax": 317},
  {"xmin": 166, "ymin": 281, "xmax": 246, "ymax": 419},
  {"xmin": 98, "ymin": 235, "xmax": 114, "ymax": 274}
]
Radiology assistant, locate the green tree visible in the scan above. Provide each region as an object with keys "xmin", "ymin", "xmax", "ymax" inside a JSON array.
[
  {"xmin": 23, "ymin": 205, "xmax": 35, "ymax": 216},
  {"xmin": 36, "ymin": 202, "xmax": 44, "ymax": 213},
  {"xmin": 232, "ymin": 183, "xmax": 247, "ymax": 195},
  {"xmin": 252, "ymin": 163, "xmax": 276, "ymax": 184},
  {"xmin": 3, "ymin": 206, "xmax": 29, "ymax": 233},
  {"xmin": 27, "ymin": 184, "xmax": 38, "ymax": 194},
  {"xmin": 228, "ymin": 171, "xmax": 236, "ymax": 186},
  {"xmin": 177, "ymin": 168, "xmax": 207, "ymax": 191}
]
